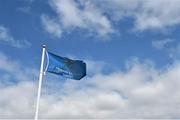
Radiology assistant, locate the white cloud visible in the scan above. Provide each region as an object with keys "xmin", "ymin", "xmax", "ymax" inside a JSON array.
[
  {"xmin": 151, "ymin": 38, "xmax": 180, "ymax": 60},
  {"xmin": 17, "ymin": 0, "xmax": 35, "ymax": 14},
  {"xmin": 41, "ymin": 15, "xmax": 62, "ymax": 38},
  {"xmin": 0, "ymin": 52, "xmax": 37, "ymax": 85},
  {"xmin": 168, "ymin": 43, "xmax": 180, "ymax": 60},
  {"xmin": 0, "ymin": 52, "xmax": 179, "ymax": 119},
  {"xmin": 134, "ymin": 0, "xmax": 180, "ymax": 31},
  {"xmin": 99, "ymin": 0, "xmax": 180, "ymax": 31},
  {"xmin": 42, "ymin": 0, "xmax": 114, "ymax": 38},
  {"xmin": 152, "ymin": 38, "xmax": 174, "ymax": 50},
  {"xmin": 42, "ymin": 0, "xmax": 180, "ymax": 38},
  {"xmin": 0, "ymin": 25, "xmax": 31, "ymax": 48},
  {"xmin": 17, "ymin": 6, "xmax": 31, "ymax": 14},
  {"xmin": 85, "ymin": 59, "xmax": 107, "ymax": 76},
  {"xmin": 0, "ymin": 81, "xmax": 36, "ymax": 119}
]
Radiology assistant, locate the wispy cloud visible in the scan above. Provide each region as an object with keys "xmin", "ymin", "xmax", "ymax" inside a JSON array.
[
  {"xmin": 0, "ymin": 25, "xmax": 31, "ymax": 48},
  {"xmin": 0, "ymin": 52, "xmax": 37, "ymax": 84},
  {"xmin": 98, "ymin": 0, "xmax": 180, "ymax": 31},
  {"xmin": 42, "ymin": 0, "xmax": 180, "ymax": 39},
  {"xmin": 41, "ymin": 15, "xmax": 62, "ymax": 38},
  {"xmin": 17, "ymin": 6, "xmax": 31, "ymax": 14},
  {"xmin": 152, "ymin": 38, "xmax": 180, "ymax": 60},
  {"xmin": 41, "ymin": 0, "xmax": 114, "ymax": 39},
  {"xmin": 168, "ymin": 43, "xmax": 180, "ymax": 60},
  {"xmin": 152, "ymin": 38, "xmax": 174, "ymax": 50},
  {"xmin": 17, "ymin": 0, "xmax": 35, "ymax": 14}
]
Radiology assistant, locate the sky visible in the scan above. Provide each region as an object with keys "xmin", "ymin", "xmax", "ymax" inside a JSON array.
[{"xmin": 0, "ymin": 0, "xmax": 180, "ymax": 119}]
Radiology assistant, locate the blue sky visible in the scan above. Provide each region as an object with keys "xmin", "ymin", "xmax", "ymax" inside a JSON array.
[
  {"xmin": 1, "ymin": 0, "xmax": 179, "ymax": 69},
  {"xmin": 0, "ymin": 0, "xmax": 180, "ymax": 119}
]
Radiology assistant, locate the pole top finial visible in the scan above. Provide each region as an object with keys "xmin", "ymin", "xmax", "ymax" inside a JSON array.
[{"xmin": 42, "ymin": 45, "xmax": 46, "ymax": 48}]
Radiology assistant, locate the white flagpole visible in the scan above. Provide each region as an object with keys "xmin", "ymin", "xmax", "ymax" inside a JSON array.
[{"xmin": 34, "ymin": 45, "xmax": 46, "ymax": 120}]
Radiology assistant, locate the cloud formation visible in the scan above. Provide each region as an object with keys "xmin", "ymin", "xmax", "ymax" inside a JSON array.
[
  {"xmin": 0, "ymin": 51, "xmax": 179, "ymax": 119},
  {"xmin": 152, "ymin": 38, "xmax": 180, "ymax": 60},
  {"xmin": 99, "ymin": 0, "xmax": 180, "ymax": 31},
  {"xmin": 152, "ymin": 39, "xmax": 174, "ymax": 50},
  {"xmin": 0, "ymin": 25, "xmax": 31, "ymax": 48},
  {"xmin": 42, "ymin": 0, "xmax": 180, "ymax": 38},
  {"xmin": 42, "ymin": 0, "xmax": 114, "ymax": 38},
  {"xmin": 41, "ymin": 15, "xmax": 62, "ymax": 38}
]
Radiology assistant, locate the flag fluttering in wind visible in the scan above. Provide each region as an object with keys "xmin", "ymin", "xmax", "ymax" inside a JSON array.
[
  {"xmin": 45, "ymin": 51, "xmax": 86, "ymax": 80},
  {"xmin": 34, "ymin": 45, "xmax": 86, "ymax": 120}
]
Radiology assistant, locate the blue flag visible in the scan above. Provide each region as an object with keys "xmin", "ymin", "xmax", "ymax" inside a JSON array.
[{"xmin": 45, "ymin": 51, "xmax": 86, "ymax": 80}]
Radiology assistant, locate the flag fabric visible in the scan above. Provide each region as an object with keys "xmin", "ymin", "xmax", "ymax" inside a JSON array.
[{"xmin": 45, "ymin": 51, "xmax": 86, "ymax": 80}]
